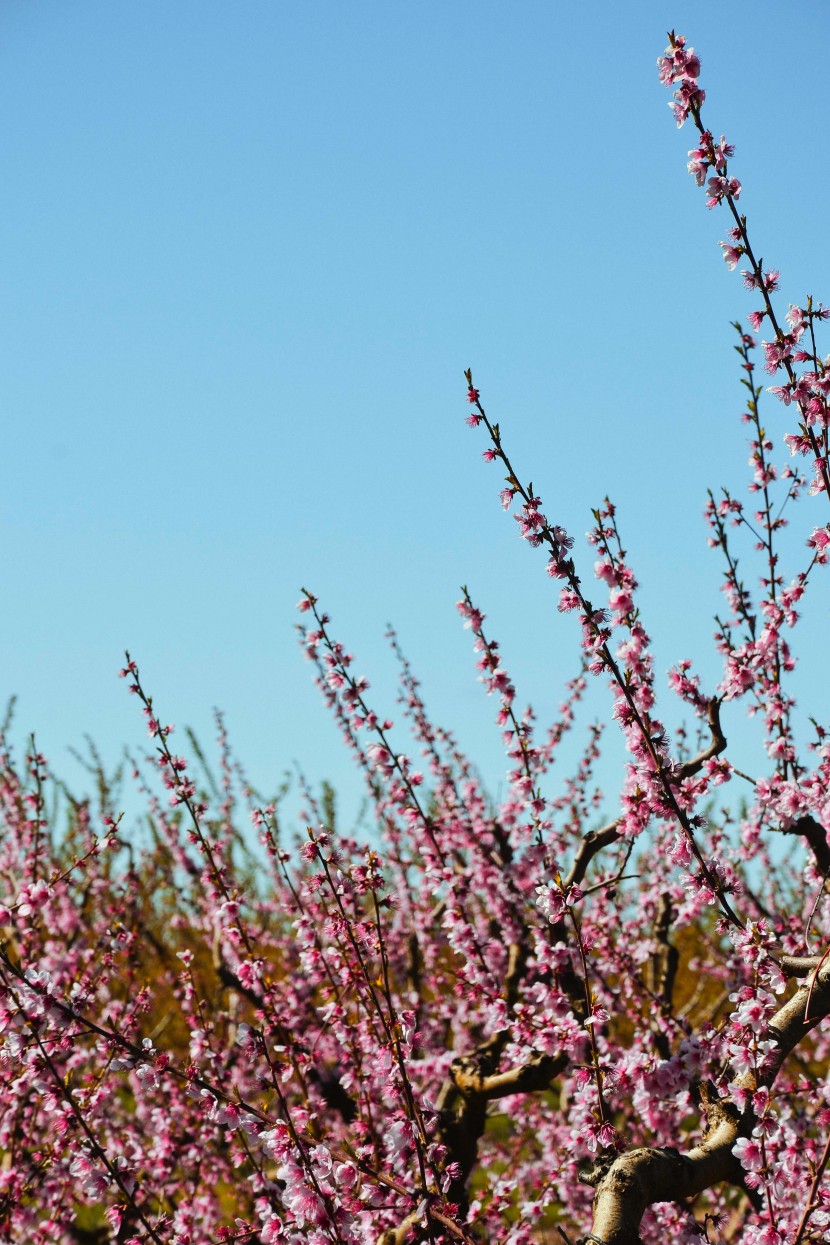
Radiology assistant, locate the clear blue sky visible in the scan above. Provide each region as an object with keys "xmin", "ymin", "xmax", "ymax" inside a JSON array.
[{"xmin": 3, "ymin": 2, "xmax": 829, "ymax": 830}]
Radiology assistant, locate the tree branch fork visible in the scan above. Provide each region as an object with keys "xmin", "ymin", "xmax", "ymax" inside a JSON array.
[{"xmin": 586, "ymin": 956, "xmax": 830, "ymax": 1244}]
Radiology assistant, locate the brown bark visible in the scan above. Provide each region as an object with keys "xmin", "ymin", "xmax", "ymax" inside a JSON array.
[{"xmin": 587, "ymin": 957, "xmax": 830, "ymax": 1243}]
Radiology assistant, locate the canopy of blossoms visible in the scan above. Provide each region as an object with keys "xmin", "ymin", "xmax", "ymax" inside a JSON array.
[{"xmin": 1, "ymin": 31, "xmax": 830, "ymax": 1245}]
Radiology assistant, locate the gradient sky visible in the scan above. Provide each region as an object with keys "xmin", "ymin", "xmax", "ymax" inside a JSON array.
[{"xmin": 3, "ymin": 2, "xmax": 829, "ymax": 833}]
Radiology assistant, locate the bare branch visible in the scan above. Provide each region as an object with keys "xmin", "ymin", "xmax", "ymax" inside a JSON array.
[
  {"xmin": 779, "ymin": 814, "xmax": 830, "ymax": 878},
  {"xmin": 674, "ymin": 697, "xmax": 727, "ymax": 781},
  {"xmin": 776, "ymin": 954, "xmax": 823, "ymax": 978},
  {"xmin": 564, "ymin": 820, "xmax": 621, "ymax": 890},
  {"xmin": 451, "ymin": 1050, "xmax": 567, "ymax": 1100}
]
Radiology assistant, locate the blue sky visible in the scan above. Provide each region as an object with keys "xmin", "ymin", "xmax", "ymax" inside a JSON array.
[{"xmin": 3, "ymin": 2, "xmax": 829, "ymax": 832}]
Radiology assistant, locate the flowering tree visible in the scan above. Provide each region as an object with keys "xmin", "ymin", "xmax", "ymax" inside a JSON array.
[{"xmin": 2, "ymin": 30, "xmax": 830, "ymax": 1245}]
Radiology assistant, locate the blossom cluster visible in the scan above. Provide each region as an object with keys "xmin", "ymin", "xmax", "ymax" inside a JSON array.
[
  {"xmin": 657, "ymin": 32, "xmax": 830, "ymax": 502},
  {"xmin": 1, "ymin": 29, "xmax": 829, "ymax": 1245}
]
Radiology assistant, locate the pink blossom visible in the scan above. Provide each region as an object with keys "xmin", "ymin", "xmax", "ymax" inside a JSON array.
[
  {"xmin": 719, "ymin": 241, "xmax": 741, "ymax": 269},
  {"xmin": 733, "ymin": 1136, "xmax": 764, "ymax": 1173}
]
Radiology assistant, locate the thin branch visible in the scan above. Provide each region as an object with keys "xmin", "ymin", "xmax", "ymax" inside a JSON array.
[
  {"xmin": 780, "ymin": 814, "xmax": 830, "ymax": 878},
  {"xmin": 564, "ymin": 820, "xmax": 621, "ymax": 890},
  {"xmin": 674, "ymin": 697, "xmax": 727, "ymax": 780},
  {"xmin": 450, "ymin": 1051, "xmax": 567, "ymax": 1100},
  {"xmin": 564, "ymin": 700, "xmax": 726, "ymax": 892}
]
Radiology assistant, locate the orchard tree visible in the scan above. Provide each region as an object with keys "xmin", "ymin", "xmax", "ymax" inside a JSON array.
[{"xmin": 2, "ymin": 30, "xmax": 830, "ymax": 1245}]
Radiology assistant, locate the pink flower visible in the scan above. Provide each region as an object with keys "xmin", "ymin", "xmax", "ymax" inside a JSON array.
[
  {"xmin": 334, "ymin": 1161, "xmax": 358, "ymax": 1189},
  {"xmin": 733, "ymin": 1135, "xmax": 764, "ymax": 1173},
  {"xmin": 706, "ymin": 175, "xmax": 728, "ymax": 206},
  {"xmin": 719, "ymin": 241, "xmax": 740, "ymax": 269},
  {"xmin": 70, "ymin": 1152, "xmax": 110, "ymax": 1199},
  {"xmin": 808, "ymin": 526, "xmax": 830, "ymax": 564}
]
